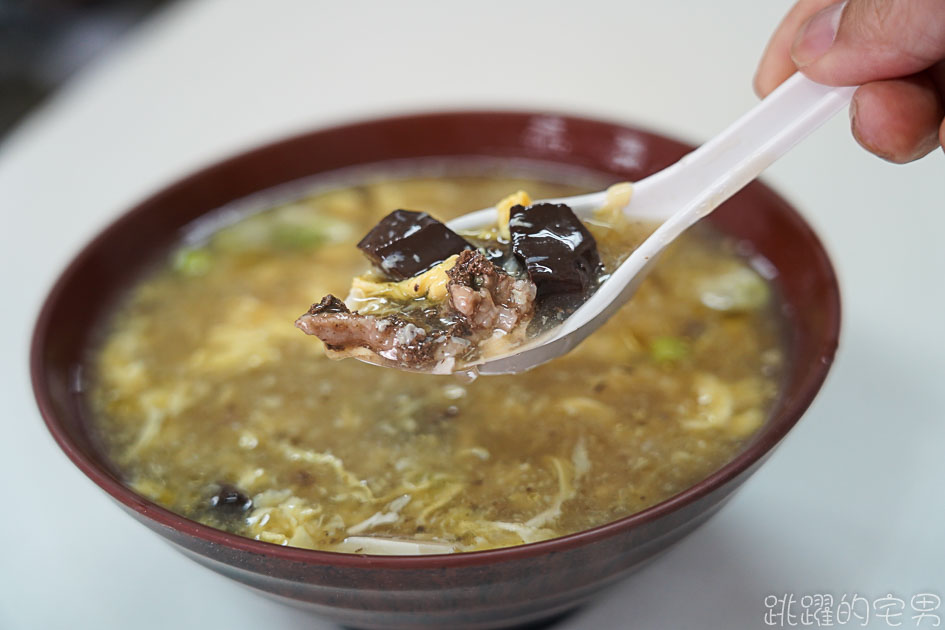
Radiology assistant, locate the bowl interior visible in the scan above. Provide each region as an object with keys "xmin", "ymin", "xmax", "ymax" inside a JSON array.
[{"xmin": 31, "ymin": 111, "xmax": 839, "ymax": 566}]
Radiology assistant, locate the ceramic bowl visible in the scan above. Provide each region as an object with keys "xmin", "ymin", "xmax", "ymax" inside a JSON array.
[{"xmin": 31, "ymin": 111, "xmax": 840, "ymax": 630}]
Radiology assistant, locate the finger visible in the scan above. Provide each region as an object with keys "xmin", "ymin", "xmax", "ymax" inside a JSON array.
[
  {"xmin": 754, "ymin": 0, "xmax": 839, "ymax": 97},
  {"xmin": 794, "ymin": 0, "xmax": 945, "ymax": 86},
  {"xmin": 941, "ymin": 118, "xmax": 945, "ymax": 155},
  {"xmin": 850, "ymin": 73, "xmax": 945, "ymax": 163},
  {"xmin": 931, "ymin": 62, "xmax": 945, "ymax": 153}
]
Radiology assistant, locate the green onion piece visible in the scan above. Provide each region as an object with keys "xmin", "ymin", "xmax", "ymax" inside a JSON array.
[
  {"xmin": 270, "ymin": 225, "xmax": 327, "ymax": 250},
  {"xmin": 650, "ymin": 336, "xmax": 689, "ymax": 363},
  {"xmin": 172, "ymin": 247, "xmax": 212, "ymax": 276}
]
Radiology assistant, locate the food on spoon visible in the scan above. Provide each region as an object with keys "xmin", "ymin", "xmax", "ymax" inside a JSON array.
[
  {"xmin": 509, "ymin": 202, "xmax": 603, "ymax": 299},
  {"xmin": 296, "ymin": 196, "xmax": 606, "ymax": 372},
  {"xmin": 296, "ymin": 249, "xmax": 538, "ymax": 373},
  {"xmin": 356, "ymin": 209, "xmax": 471, "ymax": 280}
]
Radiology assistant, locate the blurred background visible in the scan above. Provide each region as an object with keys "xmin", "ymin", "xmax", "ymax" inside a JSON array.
[{"xmin": 0, "ymin": 0, "xmax": 168, "ymax": 137}]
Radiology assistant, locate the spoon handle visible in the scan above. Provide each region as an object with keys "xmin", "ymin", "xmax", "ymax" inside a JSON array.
[{"xmin": 635, "ymin": 73, "xmax": 857, "ymax": 223}]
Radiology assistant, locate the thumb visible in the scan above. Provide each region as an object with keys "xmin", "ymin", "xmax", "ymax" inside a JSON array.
[{"xmin": 792, "ymin": 0, "xmax": 945, "ymax": 85}]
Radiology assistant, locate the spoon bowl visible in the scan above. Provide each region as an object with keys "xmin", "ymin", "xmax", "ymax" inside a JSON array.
[{"xmin": 439, "ymin": 74, "xmax": 856, "ymax": 375}]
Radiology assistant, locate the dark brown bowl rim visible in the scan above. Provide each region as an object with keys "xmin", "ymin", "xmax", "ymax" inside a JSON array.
[{"xmin": 31, "ymin": 110, "xmax": 840, "ymax": 570}]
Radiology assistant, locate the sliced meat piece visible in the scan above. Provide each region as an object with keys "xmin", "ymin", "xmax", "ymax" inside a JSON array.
[
  {"xmin": 357, "ymin": 209, "xmax": 470, "ymax": 280},
  {"xmin": 296, "ymin": 295, "xmax": 440, "ymax": 368},
  {"xmin": 446, "ymin": 250, "xmax": 536, "ymax": 336},
  {"xmin": 306, "ymin": 294, "xmax": 349, "ymax": 314},
  {"xmin": 296, "ymin": 252, "xmax": 537, "ymax": 372},
  {"xmin": 509, "ymin": 202, "xmax": 603, "ymax": 298}
]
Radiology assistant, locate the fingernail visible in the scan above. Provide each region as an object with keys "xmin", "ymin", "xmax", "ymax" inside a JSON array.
[
  {"xmin": 792, "ymin": 1, "xmax": 845, "ymax": 67},
  {"xmin": 849, "ymin": 90, "xmax": 878, "ymax": 155},
  {"xmin": 849, "ymin": 91, "xmax": 864, "ymax": 145},
  {"xmin": 849, "ymin": 92, "xmax": 857, "ymax": 128}
]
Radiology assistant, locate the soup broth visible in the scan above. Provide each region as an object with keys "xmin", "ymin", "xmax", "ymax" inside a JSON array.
[{"xmin": 89, "ymin": 174, "xmax": 784, "ymax": 554}]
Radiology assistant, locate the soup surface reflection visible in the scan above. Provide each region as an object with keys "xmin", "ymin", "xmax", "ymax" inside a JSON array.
[{"xmin": 90, "ymin": 174, "xmax": 785, "ymax": 554}]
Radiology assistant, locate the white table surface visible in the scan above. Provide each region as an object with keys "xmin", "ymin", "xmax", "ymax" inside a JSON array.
[{"xmin": 1, "ymin": 1, "xmax": 942, "ymax": 628}]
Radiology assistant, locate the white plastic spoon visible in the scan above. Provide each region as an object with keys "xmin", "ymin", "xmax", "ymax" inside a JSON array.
[{"xmin": 447, "ymin": 72, "xmax": 856, "ymax": 375}]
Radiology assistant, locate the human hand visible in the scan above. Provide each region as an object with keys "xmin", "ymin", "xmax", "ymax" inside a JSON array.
[{"xmin": 754, "ymin": 0, "xmax": 945, "ymax": 163}]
